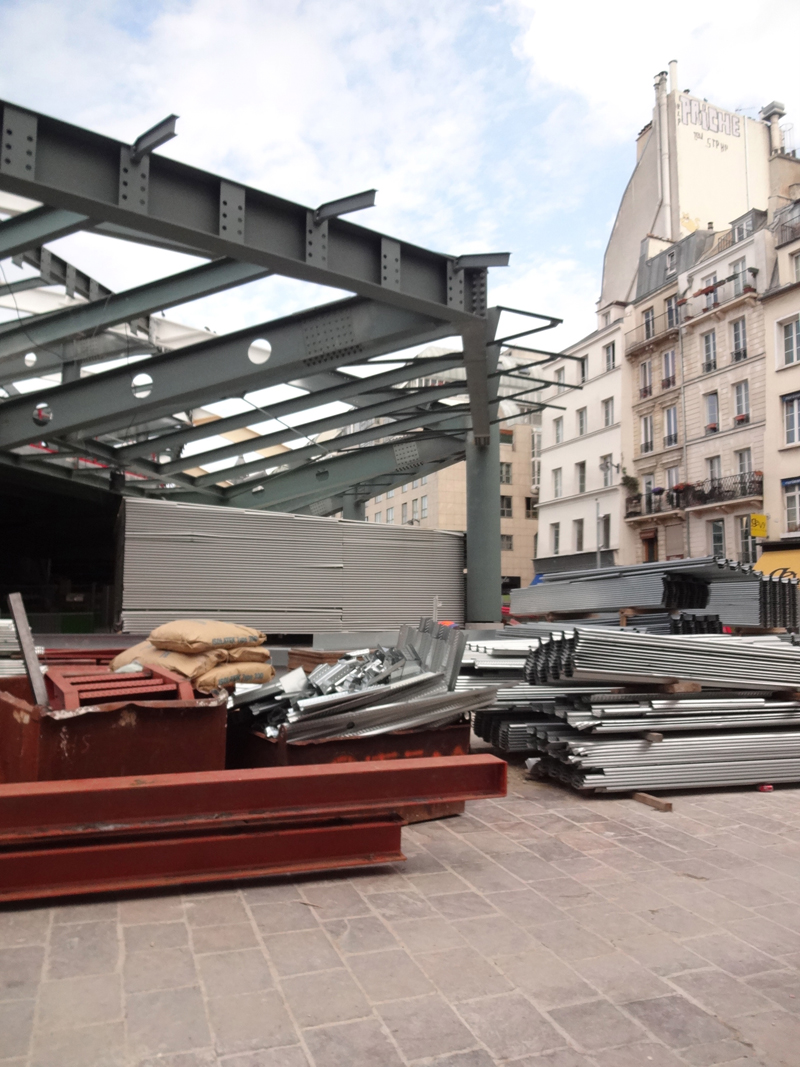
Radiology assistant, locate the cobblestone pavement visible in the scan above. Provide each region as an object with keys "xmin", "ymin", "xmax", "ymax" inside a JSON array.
[{"xmin": 4, "ymin": 771, "xmax": 800, "ymax": 1066}]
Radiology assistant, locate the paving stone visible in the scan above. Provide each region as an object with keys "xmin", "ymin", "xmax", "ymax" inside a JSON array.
[
  {"xmin": 548, "ymin": 998, "xmax": 645, "ymax": 1051},
  {"xmin": 449, "ymin": 860, "xmax": 526, "ymax": 894},
  {"xmin": 453, "ymin": 914, "xmax": 537, "ymax": 958},
  {"xmin": 679, "ymin": 1038, "xmax": 766, "ymax": 1065},
  {"xmin": 38, "ymin": 973, "xmax": 122, "ymax": 1030},
  {"xmin": 347, "ymin": 947, "xmax": 433, "ymax": 1001},
  {"xmin": 642, "ymin": 904, "xmax": 717, "ymax": 939},
  {"xmin": 0, "ymin": 998, "xmax": 34, "ymax": 1058},
  {"xmin": 405, "ymin": 871, "xmax": 468, "ymax": 895},
  {"xmin": 0, "ymin": 907, "xmax": 50, "ymax": 948},
  {"xmin": 124, "ymin": 947, "xmax": 198, "ymax": 993},
  {"xmin": 513, "ymin": 1051, "xmax": 597, "ymax": 1067},
  {"xmin": 572, "ymin": 951, "xmax": 671, "ymax": 1003},
  {"xmin": 726, "ymin": 916, "xmax": 800, "ymax": 957},
  {"xmin": 280, "ymin": 968, "xmax": 370, "ymax": 1028},
  {"xmin": 429, "ymin": 890, "xmax": 498, "ymax": 920},
  {"xmin": 534, "ymin": 877, "xmax": 602, "ymax": 905},
  {"xmin": 299, "ymin": 883, "xmax": 370, "ymax": 919},
  {"xmin": 185, "ymin": 895, "xmax": 249, "ymax": 928},
  {"xmin": 688, "ymin": 932, "xmax": 780, "ymax": 977},
  {"xmin": 52, "ymin": 901, "xmax": 119, "ymax": 925},
  {"xmin": 48, "ymin": 921, "xmax": 120, "ymax": 979},
  {"xmin": 421, "ymin": 1051, "xmax": 496, "ymax": 1067},
  {"xmin": 671, "ymin": 968, "xmax": 773, "ymax": 1017},
  {"xmin": 323, "ymin": 916, "xmax": 398, "ymax": 954},
  {"xmin": 378, "ymin": 993, "xmax": 474, "ymax": 1059},
  {"xmin": 191, "ymin": 922, "xmax": 259, "ymax": 954},
  {"xmin": 496, "ymin": 853, "xmax": 563, "ymax": 882},
  {"xmin": 592, "ymin": 1043, "xmax": 686, "ymax": 1067},
  {"xmin": 119, "ymin": 896, "xmax": 185, "ymax": 925},
  {"xmin": 263, "ymin": 929, "xmax": 341, "ymax": 976},
  {"xmin": 562, "ymin": 902, "xmax": 655, "ymax": 941},
  {"xmin": 0, "ymin": 945, "xmax": 43, "ymax": 1000},
  {"xmin": 302, "ymin": 1017, "xmax": 403, "ymax": 1067},
  {"xmin": 533, "ymin": 919, "xmax": 614, "ymax": 960},
  {"xmin": 391, "ymin": 916, "xmax": 467, "ymax": 953},
  {"xmin": 29, "ymin": 1020, "xmax": 126, "ymax": 1067},
  {"xmin": 707, "ymin": 879, "xmax": 787, "ymax": 909},
  {"xmin": 197, "ymin": 948, "xmax": 273, "ymax": 997},
  {"xmin": 733, "ymin": 1009, "xmax": 800, "ymax": 1067},
  {"xmin": 484, "ymin": 888, "xmax": 565, "ymax": 926},
  {"xmin": 219, "ymin": 1048, "xmax": 308, "ymax": 1067},
  {"xmin": 207, "ymin": 991, "xmax": 297, "ymax": 1055},
  {"xmin": 250, "ymin": 901, "xmax": 319, "ymax": 935},
  {"xmin": 616, "ymin": 931, "xmax": 707, "ymax": 976},
  {"xmin": 366, "ymin": 890, "xmax": 437, "ymax": 922},
  {"xmin": 390, "ymin": 850, "xmax": 446, "ymax": 875},
  {"xmin": 458, "ymin": 991, "xmax": 563, "ymax": 1059},
  {"xmin": 744, "ymin": 968, "xmax": 800, "ymax": 1012},
  {"xmin": 758, "ymin": 902, "xmax": 800, "ymax": 933},
  {"xmin": 416, "ymin": 945, "xmax": 513, "ymax": 1001},
  {"xmin": 127, "ymin": 986, "xmax": 211, "ymax": 1057},
  {"xmin": 623, "ymin": 995, "xmax": 731, "ymax": 1048},
  {"xmin": 137, "ymin": 1051, "xmax": 218, "ymax": 1067},
  {"xmin": 495, "ymin": 949, "xmax": 598, "ymax": 1009},
  {"xmin": 124, "ymin": 921, "xmax": 188, "ymax": 953},
  {"xmin": 240, "ymin": 881, "xmax": 300, "ymax": 905}
]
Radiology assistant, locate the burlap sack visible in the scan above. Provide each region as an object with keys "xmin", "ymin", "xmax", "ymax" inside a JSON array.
[
  {"xmin": 224, "ymin": 645, "xmax": 272, "ymax": 663},
  {"xmin": 195, "ymin": 662, "xmax": 276, "ymax": 692},
  {"xmin": 110, "ymin": 640, "xmax": 226, "ymax": 681},
  {"xmin": 149, "ymin": 619, "xmax": 266, "ymax": 654}
]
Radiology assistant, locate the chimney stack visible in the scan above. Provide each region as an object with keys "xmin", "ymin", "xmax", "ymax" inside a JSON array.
[
  {"xmin": 668, "ymin": 60, "xmax": 678, "ymax": 95},
  {"xmin": 760, "ymin": 101, "xmax": 787, "ymax": 155}
]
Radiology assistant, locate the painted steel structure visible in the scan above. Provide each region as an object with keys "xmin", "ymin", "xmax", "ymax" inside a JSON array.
[{"xmin": 0, "ymin": 101, "xmax": 561, "ymax": 621}]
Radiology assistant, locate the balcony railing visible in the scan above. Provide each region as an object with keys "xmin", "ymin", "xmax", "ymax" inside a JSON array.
[
  {"xmin": 641, "ymin": 440, "xmax": 654, "ymax": 454},
  {"xmin": 705, "ymin": 423, "xmax": 718, "ymax": 435},
  {"xmin": 625, "ymin": 472, "xmax": 763, "ymax": 518},
  {"xmin": 685, "ymin": 276, "xmax": 757, "ymax": 319},
  {"xmin": 664, "ymin": 433, "xmax": 679, "ymax": 447},
  {"xmin": 731, "ymin": 348, "xmax": 748, "ymax": 363},
  {"xmin": 778, "ymin": 220, "xmax": 800, "ymax": 247},
  {"xmin": 626, "ymin": 310, "xmax": 680, "ymax": 353},
  {"xmin": 702, "ymin": 359, "xmax": 717, "ymax": 374},
  {"xmin": 662, "ymin": 375, "xmax": 676, "ymax": 389},
  {"xmin": 734, "ymin": 412, "xmax": 750, "ymax": 425},
  {"xmin": 639, "ymin": 384, "xmax": 652, "ymax": 398}
]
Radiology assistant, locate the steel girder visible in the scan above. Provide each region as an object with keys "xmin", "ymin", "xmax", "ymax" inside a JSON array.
[
  {"xmin": 0, "ymin": 334, "xmax": 155, "ymax": 389},
  {"xmin": 0, "ymin": 297, "xmax": 453, "ymax": 450},
  {"xmin": 291, "ymin": 456, "xmax": 460, "ymax": 517},
  {"xmin": 0, "ymin": 206, "xmax": 89, "ymax": 259}
]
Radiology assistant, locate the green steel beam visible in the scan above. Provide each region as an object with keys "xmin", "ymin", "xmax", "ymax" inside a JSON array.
[
  {"xmin": 0, "ymin": 206, "xmax": 89, "ymax": 259},
  {"xmin": 0, "ymin": 297, "xmax": 452, "ymax": 449}
]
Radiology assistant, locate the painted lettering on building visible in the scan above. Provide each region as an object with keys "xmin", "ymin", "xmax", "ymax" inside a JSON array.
[{"xmin": 679, "ymin": 97, "xmax": 741, "ymax": 137}]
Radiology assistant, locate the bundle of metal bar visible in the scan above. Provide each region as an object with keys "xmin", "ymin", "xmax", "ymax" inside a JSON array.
[{"xmin": 0, "ymin": 755, "xmax": 507, "ymax": 901}]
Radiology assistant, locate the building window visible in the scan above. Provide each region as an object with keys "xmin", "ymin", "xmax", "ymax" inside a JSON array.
[
  {"xmin": 577, "ymin": 408, "xmax": 587, "ymax": 435},
  {"xmin": 604, "ymin": 342, "xmax": 616, "ymax": 371},
  {"xmin": 554, "ymin": 417, "xmax": 563, "ymax": 444},
  {"xmin": 500, "ymin": 461, "xmax": 513, "ymax": 484},
  {"xmin": 600, "ymin": 454, "xmax": 613, "ymax": 488},
  {"xmin": 386, "ymin": 507, "xmax": 394, "ymax": 524},
  {"xmin": 786, "ymin": 396, "xmax": 800, "ymax": 444},
  {"xmin": 786, "ymin": 484, "xmax": 800, "ymax": 532},
  {"xmin": 579, "ymin": 356, "xmax": 588, "ymax": 383},
  {"xmin": 603, "ymin": 397, "xmax": 614, "ymax": 426},
  {"xmin": 500, "ymin": 495, "xmax": 513, "ymax": 517},
  {"xmin": 666, "ymin": 253, "xmax": 677, "ymax": 277},
  {"xmin": 703, "ymin": 273, "xmax": 717, "ymax": 309},
  {"xmin": 641, "ymin": 414, "xmax": 654, "ymax": 453},
  {"xmin": 640, "ymin": 361, "xmax": 652, "ymax": 398},
  {"xmin": 500, "ymin": 429, "xmax": 514, "ymax": 446},
  {"xmin": 662, "ymin": 349, "xmax": 676, "ymax": 388},
  {"xmin": 402, "ymin": 483, "xmax": 408, "ymax": 493},
  {"xmin": 375, "ymin": 494, "xmax": 383, "ymax": 503},
  {"xmin": 422, "ymin": 475, "xmax": 428, "ymax": 484},
  {"xmin": 708, "ymin": 455, "xmax": 722, "ymax": 485},
  {"xmin": 709, "ymin": 519, "xmax": 726, "ymax": 557},
  {"xmin": 600, "ymin": 514, "xmax": 611, "ymax": 550},
  {"xmin": 702, "ymin": 331, "xmax": 717, "ymax": 372},
  {"xmin": 551, "ymin": 522, "xmax": 560, "ymax": 555},
  {"xmin": 374, "ymin": 512, "xmax": 382, "ymax": 523},
  {"xmin": 401, "ymin": 502, "xmax": 408, "ymax": 523},
  {"xmin": 733, "ymin": 216, "xmax": 753, "ymax": 243},
  {"xmin": 602, "ymin": 311, "xmax": 610, "ymax": 327},
  {"xmin": 532, "ymin": 430, "xmax": 541, "ymax": 492},
  {"xmin": 705, "ymin": 392, "xmax": 719, "ymax": 433},
  {"xmin": 643, "ymin": 307, "xmax": 655, "ymax": 339},
  {"xmin": 552, "ymin": 469, "xmax": 562, "ymax": 498},
  {"xmin": 412, "ymin": 479, "xmax": 420, "ymax": 489},
  {"xmin": 666, "ymin": 293, "xmax": 678, "ymax": 326},
  {"xmin": 412, "ymin": 498, "xmax": 419, "ymax": 521},
  {"xmin": 734, "ymin": 381, "xmax": 750, "ymax": 423},
  {"xmin": 574, "ymin": 518, "xmax": 584, "ymax": 552},
  {"xmin": 386, "ymin": 488, "xmax": 394, "ymax": 498},
  {"xmin": 525, "ymin": 497, "xmax": 536, "ymax": 519},
  {"xmin": 500, "ymin": 534, "xmax": 513, "ymax": 551},
  {"xmin": 555, "ymin": 368, "xmax": 565, "ymax": 393},
  {"xmin": 420, "ymin": 496, "xmax": 427, "ymax": 518},
  {"xmin": 732, "ymin": 318, "xmax": 747, "ymax": 361},
  {"xmin": 731, "ymin": 257, "xmax": 746, "ymax": 298},
  {"xmin": 785, "ymin": 319, "xmax": 800, "ymax": 365},
  {"xmin": 736, "ymin": 448, "xmax": 752, "ymax": 473},
  {"xmin": 666, "ymin": 465, "xmax": 680, "ymax": 489},
  {"xmin": 642, "ymin": 530, "xmax": 657, "ymax": 562},
  {"xmin": 643, "ymin": 473, "xmax": 655, "ymax": 509},
  {"xmin": 739, "ymin": 515, "xmax": 757, "ymax": 563},
  {"xmin": 664, "ymin": 405, "xmax": 678, "ymax": 447},
  {"xmin": 576, "ymin": 461, "xmax": 586, "ymax": 494}
]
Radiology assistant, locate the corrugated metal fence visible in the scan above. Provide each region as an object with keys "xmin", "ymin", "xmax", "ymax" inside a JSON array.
[{"xmin": 120, "ymin": 499, "xmax": 464, "ymax": 633}]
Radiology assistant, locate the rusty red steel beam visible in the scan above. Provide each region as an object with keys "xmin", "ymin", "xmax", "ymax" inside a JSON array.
[
  {"xmin": 0, "ymin": 816, "xmax": 405, "ymax": 903},
  {"xmin": 0, "ymin": 755, "xmax": 507, "ymax": 845}
]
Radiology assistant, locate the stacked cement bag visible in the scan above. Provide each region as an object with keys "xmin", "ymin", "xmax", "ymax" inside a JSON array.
[{"xmin": 111, "ymin": 620, "xmax": 274, "ymax": 692}]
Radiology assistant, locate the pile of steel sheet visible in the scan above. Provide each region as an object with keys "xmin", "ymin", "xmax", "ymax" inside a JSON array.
[{"xmin": 237, "ymin": 621, "xmax": 499, "ymax": 742}]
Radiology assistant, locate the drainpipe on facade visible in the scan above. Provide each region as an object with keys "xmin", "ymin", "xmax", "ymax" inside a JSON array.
[
  {"xmin": 656, "ymin": 71, "xmax": 672, "ymax": 240},
  {"xmin": 678, "ymin": 284, "xmax": 691, "ymax": 558}
]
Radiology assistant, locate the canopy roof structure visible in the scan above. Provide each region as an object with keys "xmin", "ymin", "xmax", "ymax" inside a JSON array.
[{"xmin": 0, "ymin": 101, "xmax": 563, "ymax": 619}]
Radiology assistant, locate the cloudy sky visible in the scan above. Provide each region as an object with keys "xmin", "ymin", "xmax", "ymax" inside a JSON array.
[{"xmin": 1, "ymin": 0, "xmax": 798, "ymax": 350}]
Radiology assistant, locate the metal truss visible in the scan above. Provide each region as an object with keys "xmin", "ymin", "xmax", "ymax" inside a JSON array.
[{"xmin": 0, "ymin": 98, "xmax": 559, "ymax": 515}]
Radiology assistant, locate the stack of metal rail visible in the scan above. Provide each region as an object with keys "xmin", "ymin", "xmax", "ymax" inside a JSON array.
[
  {"xmin": 236, "ymin": 621, "xmax": 498, "ymax": 742},
  {"xmin": 0, "ymin": 619, "xmax": 45, "ymax": 677}
]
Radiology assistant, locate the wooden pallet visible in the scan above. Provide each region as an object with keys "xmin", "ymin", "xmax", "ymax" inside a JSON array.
[{"xmin": 45, "ymin": 665, "xmax": 194, "ymax": 710}]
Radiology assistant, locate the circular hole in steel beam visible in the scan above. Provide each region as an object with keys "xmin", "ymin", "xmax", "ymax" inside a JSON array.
[
  {"xmin": 24, "ymin": 352, "xmax": 36, "ymax": 367},
  {"xmin": 247, "ymin": 338, "xmax": 272, "ymax": 365},
  {"xmin": 131, "ymin": 372, "xmax": 153, "ymax": 399},
  {"xmin": 32, "ymin": 402, "xmax": 52, "ymax": 426}
]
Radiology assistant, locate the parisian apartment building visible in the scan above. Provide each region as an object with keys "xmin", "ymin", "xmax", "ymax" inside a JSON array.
[{"xmin": 536, "ymin": 61, "xmax": 800, "ymax": 570}]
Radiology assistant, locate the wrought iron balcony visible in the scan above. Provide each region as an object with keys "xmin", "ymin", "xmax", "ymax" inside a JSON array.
[
  {"xmin": 778, "ymin": 220, "xmax": 800, "ymax": 247},
  {"xmin": 662, "ymin": 375, "xmax": 676, "ymax": 389},
  {"xmin": 702, "ymin": 359, "xmax": 717, "ymax": 374},
  {"xmin": 641, "ymin": 440, "xmax": 654, "ymax": 454},
  {"xmin": 639, "ymin": 384, "xmax": 653, "ymax": 398},
  {"xmin": 705, "ymin": 423, "xmax": 718, "ymax": 435},
  {"xmin": 625, "ymin": 471, "xmax": 762, "ymax": 519},
  {"xmin": 731, "ymin": 348, "xmax": 748, "ymax": 363},
  {"xmin": 626, "ymin": 310, "xmax": 680, "ymax": 353},
  {"xmin": 734, "ymin": 412, "xmax": 750, "ymax": 426},
  {"xmin": 664, "ymin": 433, "xmax": 679, "ymax": 447}
]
